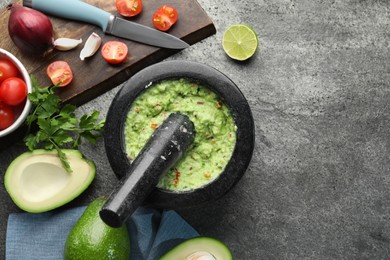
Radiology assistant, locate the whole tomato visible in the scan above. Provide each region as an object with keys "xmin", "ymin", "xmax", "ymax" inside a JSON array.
[
  {"xmin": 0, "ymin": 77, "xmax": 27, "ymax": 106},
  {"xmin": 0, "ymin": 59, "xmax": 19, "ymax": 84},
  {"xmin": 0, "ymin": 102, "xmax": 15, "ymax": 130}
]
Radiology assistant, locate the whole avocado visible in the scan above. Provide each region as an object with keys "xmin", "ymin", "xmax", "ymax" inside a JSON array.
[{"xmin": 64, "ymin": 197, "xmax": 130, "ymax": 260}]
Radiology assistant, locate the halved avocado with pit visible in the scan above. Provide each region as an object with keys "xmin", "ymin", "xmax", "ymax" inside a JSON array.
[
  {"xmin": 4, "ymin": 149, "xmax": 95, "ymax": 213},
  {"xmin": 160, "ymin": 236, "xmax": 233, "ymax": 260}
]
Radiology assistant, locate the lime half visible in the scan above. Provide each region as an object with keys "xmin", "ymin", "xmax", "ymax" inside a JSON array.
[{"xmin": 222, "ymin": 24, "xmax": 258, "ymax": 61}]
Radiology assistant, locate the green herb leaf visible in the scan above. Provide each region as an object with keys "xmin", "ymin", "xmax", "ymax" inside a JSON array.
[
  {"xmin": 55, "ymin": 147, "xmax": 71, "ymax": 173},
  {"xmin": 24, "ymin": 76, "xmax": 105, "ymax": 172}
]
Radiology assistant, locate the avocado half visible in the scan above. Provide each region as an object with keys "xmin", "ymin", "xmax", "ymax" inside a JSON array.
[
  {"xmin": 4, "ymin": 149, "xmax": 95, "ymax": 213},
  {"xmin": 159, "ymin": 236, "xmax": 233, "ymax": 260}
]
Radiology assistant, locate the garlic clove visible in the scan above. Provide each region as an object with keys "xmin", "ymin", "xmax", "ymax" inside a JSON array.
[
  {"xmin": 53, "ymin": 38, "xmax": 82, "ymax": 51},
  {"xmin": 80, "ymin": 32, "xmax": 102, "ymax": 61}
]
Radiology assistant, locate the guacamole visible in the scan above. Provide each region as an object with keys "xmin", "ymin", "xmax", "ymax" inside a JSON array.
[{"xmin": 124, "ymin": 79, "xmax": 236, "ymax": 191}]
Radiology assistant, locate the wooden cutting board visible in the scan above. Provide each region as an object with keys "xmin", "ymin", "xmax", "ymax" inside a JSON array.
[{"xmin": 0, "ymin": 0, "xmax": 216, "ymax": 150}]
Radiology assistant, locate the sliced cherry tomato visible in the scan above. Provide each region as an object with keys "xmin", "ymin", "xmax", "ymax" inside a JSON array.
[
  {"xmin": 101, "ymin": 41, "xmax": 128, "ymax": 65},
  {"xmin": 0, "ymin": 77, "xmax": 27, "ymax": 106},
  {"xmin": 0, "ymin": 102, "xmax": 15, "ymax": 130},
  {"xmin": 152, "ymin": 5, "xmax": 178, "ymax": 31},
  {"xmin": 46, "ymin": 61, "xmax": 73, "ymax": 87},
  {"xmin": 0, "ymin": 59, "xmax": 19, "ymax": 84},
  {"xmin": 116, "ymin": 0, "xmax": 142, "ymax": 17}
]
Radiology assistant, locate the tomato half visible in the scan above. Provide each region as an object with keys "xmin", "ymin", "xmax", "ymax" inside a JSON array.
[
  {"xmin": 101, "ymin": 41, "xmax": 128, "ymax": 65},
  {"xmin": 0, "ymin": 77, "xmax": 27, "ymax": 106},
  {"xmin": 0, "ymin": 59, "xmax": 19, "ymax": 84},
  {"xmin": 116, "ymin": 0, "xmax": 142, "ymax": 17},
  {"xmin": 152, "ymin": 5, "xmax": 178, "ymax": 31},
  {"xmin": 46, "ymin": 61, "xmax": 73, "ymax": 87},
  {"xmin": 0, "ymin": 102, "xmax": 15, "ymax": 130}
]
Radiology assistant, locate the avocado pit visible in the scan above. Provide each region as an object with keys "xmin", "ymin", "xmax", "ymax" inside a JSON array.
[{"xmin": 186, "ymin": 251, "xmax": 217, "ymax": 260}]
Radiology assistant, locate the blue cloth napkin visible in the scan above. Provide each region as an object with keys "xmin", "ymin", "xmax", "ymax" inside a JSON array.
[{"xmin": 6, "ymin": 206, "xmax": 199, "ymax": 260}]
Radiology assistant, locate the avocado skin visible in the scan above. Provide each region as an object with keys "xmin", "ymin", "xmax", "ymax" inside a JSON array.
[{"xmin": 64, "ymin": 197, "xmax": 130, "ymax": 260}]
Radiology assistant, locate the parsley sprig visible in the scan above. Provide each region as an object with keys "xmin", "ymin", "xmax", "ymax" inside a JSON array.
[{"xmin": 24, "ymin": 76, "xmax": 105, "ymax": 172}]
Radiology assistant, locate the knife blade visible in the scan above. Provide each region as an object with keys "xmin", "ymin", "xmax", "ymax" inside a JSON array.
[{"xmin": 23, "ymin": 0, "xmax": 190, "ymax": 49}]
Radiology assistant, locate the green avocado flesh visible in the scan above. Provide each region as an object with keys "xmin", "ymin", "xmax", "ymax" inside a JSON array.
[
  {"xmin": 4, "ymin": 149, "xmax": 95, "ymax": 213},
  {"xmin": 64, "ymin": 197, "xmax": 130, "ymax": 260},
  {"xmin": 159, "ymin": 236, "xmax": 233, "ymax": 260},
  {"xmin": 124, "ymin": 79, "xmax": 237, "ymax": 191}
]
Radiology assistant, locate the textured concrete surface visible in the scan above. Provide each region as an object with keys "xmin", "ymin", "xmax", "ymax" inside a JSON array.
[{"xmin": 1, "ymin": 0, "xmax": 390, "ymax": 259}]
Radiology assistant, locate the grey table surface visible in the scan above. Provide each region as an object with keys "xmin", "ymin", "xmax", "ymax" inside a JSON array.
[{"xmin": 1, "ymin": 0, "xmax": 390, "ymax": 259}]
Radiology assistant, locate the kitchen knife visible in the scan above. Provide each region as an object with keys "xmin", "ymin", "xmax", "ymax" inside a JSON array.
[{"xmin": 23, "ymin": 0, "xmax": 190, "ymax": 49}]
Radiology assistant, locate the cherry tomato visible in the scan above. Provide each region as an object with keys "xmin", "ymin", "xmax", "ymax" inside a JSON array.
[
  {"xmin": 101, "ymin": 41, "xmax": 128, "ymax": 65},
  {"xmin": 0, "ymin": 102, "xmax": 15, "ymax": 130},
  {"xmin": 152, "ymin": 5, "xmax": 178, "ymax": 31},
  {"xmin": 46, "ymin": 61, "xmax": 73, "ymax": 87},
  {"xmin": 0, "ymin": 77, "xmax": 27, "ymax": 106},
  {"xmin": 0, "ymin": 59, "xmax": 19, "ymax": 84},
  {"xmin": 116, "ymin": 0, "xmax": 142, "ymax": 17}
]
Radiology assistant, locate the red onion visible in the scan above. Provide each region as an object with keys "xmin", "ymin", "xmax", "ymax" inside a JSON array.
[{"xmin": 7, "ymin": 4, "xmax": 54, "ymax": 55}]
